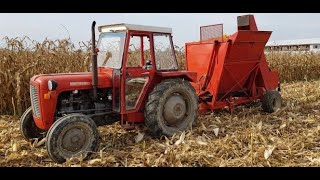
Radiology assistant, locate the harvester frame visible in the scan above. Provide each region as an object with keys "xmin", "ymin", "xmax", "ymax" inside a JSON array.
[{"xmin": 187, "ymin": 15, "xmax": 280, "ymax": 113}]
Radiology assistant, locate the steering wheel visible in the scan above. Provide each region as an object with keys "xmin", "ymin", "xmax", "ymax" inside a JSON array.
[{"xmin": 143, "ymin": 60, "xmax": 152, "ymax": 69}]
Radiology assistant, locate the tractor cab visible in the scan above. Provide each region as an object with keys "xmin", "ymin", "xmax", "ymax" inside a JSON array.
[
  {"xmin": 95, "ymin": 23, "xmax": 196, "ymax": 124},
  {"xmin": 96, "ymin": 23, "xmax": 178, "ymax": 71}
]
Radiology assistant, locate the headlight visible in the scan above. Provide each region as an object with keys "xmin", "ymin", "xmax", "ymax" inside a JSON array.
[{"xmin": 48, "ymin": 80, "xmax": 58, "ymax": 91}]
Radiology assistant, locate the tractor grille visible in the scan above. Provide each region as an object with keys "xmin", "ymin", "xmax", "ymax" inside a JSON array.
[{"xmin": 30, "ymin": 85, "xmax": 41, "ymax": 117}]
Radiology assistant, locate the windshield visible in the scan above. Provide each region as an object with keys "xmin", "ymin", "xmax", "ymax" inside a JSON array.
[{"xmin": 97, "ymin": 32, "xmax": 126, "ymax": 69}]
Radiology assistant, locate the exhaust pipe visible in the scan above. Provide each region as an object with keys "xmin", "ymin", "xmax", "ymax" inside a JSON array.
[{"xmin": 91, "ymin": 21, "xmax": 98, "ymax": 100}]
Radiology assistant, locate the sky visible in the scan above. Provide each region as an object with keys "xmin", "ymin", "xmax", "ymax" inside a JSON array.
[{"xmin": 1, "ymin": 13, "xmax": 320, "ymax": 47}]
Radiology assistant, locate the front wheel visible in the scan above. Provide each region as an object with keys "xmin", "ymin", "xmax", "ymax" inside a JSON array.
[
  {"xmin": 20, "ymin": 107, "xmax": 44, "ymax": 141},
  {"xmin": 46, "ymin": 114, "xmax": 99, "ymax": 164},
  {"xmin": 144, "ymin": 78, "xmax": 199, "ymax": 137}
]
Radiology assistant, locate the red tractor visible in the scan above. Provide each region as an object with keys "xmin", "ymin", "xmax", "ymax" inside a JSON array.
[{"xmin": 20, "ymin": 14, "xmax": 281, "ymax": 164}]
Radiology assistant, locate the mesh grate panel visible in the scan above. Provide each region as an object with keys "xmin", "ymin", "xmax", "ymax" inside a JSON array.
[{"xmin": 200, "ymin": 24, "xmax": 223, "ymax": 41}]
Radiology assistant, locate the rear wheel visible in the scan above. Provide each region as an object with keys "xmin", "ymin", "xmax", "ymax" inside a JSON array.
[
  {"xmin": 145, "ymin": 78, "xmax": 199, "ymax": 137},
  {"xmin": 20, "ymin": 107, "xmax": 44, "ymax": 141},
  {"xmin": 46, "ymin": 114, "xmax": 99, "ymax": 164},
  {"xmin": 262, "ymin": 90, "xmax": 282, "ymax": 113}
]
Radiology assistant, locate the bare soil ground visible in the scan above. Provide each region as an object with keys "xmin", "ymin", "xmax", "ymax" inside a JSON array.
[{"xmin": 1, "ymin": 80, "xmax": 320, "ymax": 167}]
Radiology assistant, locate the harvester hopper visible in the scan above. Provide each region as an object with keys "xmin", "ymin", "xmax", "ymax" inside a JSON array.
[{"xmin": 186, "ymin": 15, "xmax": 281, "ymax": 113}]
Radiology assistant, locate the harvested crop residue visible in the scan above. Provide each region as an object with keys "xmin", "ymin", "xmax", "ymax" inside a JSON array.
[{"xmin": 1, "ymin": 80, "xmax": 320, "ymax": 167}]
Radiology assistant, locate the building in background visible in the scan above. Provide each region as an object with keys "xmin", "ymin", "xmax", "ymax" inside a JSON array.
[{"xmin": 265, "ymin": 38, "xmax": 320, "ymax": 52}]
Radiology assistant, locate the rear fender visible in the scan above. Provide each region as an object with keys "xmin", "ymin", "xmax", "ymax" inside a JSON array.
[{"xmin": 156, "ymin": 71, "xmax": 197, "ymax": 82}]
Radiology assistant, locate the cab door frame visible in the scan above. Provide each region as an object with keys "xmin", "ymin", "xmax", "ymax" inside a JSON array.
[{"xmin": 119, "ymin": 31, "xmax": 156, "ymax": 123}]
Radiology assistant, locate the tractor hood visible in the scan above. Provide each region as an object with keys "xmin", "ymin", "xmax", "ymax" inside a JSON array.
[{"xmin": 30, "ymin": 71, "xmax": 113, "ymax": 91}]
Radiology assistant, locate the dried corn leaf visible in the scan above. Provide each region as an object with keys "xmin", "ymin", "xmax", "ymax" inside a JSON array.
[
  {"xmin": 174, "ymin": 131, "xmax": 185, "ymax": 146},
  {"xmin": 256, "ymin": 121, "xmax": 263, "ymax": 131},
  {"xmin": 213, "ymin": 128, "xmax": 219, "ymax": 137},
  {"xmin": 196, "ymin": 136, "xmax": 208, "ymax": 146},
  {"xmin": 36, "ymin": 138, "xmax": 46, "ymax": 147},
  {"xmin": 135, "ymin": 133, "xmax": 144, "ymax": 143},
  {"xmin": 88, "ymin": 159, "xmax": 101, "ymax": 165},
  {"xmin": 12, "ymin": 142, "xmax": 17, "ymax": 152},
  {"xmin": 264, "ymin": 146, "xmax": 276, "ymax": 160},
  {"xmin": 280, "ymin": 123, "xmax": 286, "ymax": 129}
]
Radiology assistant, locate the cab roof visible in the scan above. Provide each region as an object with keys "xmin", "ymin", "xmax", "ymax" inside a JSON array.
[{"xmin": 98, "ymin": 23, "xmax": 172, "ymax": 34}]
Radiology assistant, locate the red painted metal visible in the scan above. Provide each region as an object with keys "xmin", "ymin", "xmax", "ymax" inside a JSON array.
[
  {"xmin": 186, "ymin": 14, "xmax": 279, "ymax": 112},
  {"xmin": 156, "ymin": 71, "xmax": 197, "ymax": 82},
  {"xmin": 30, "ymin": 71, "xmax": 113, "ymax": 130},
  {"xmin": 119, "ymin": 31, "xmax": 155, "ymax": 126}
]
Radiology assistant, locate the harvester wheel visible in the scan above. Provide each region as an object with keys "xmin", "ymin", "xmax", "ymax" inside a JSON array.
[
  {"xmin": 262, "ymin": 90, "xmax": 282, "ymax": 113},
  {"xmin": 145, "ymin": 78, "xmax": 199, "ymax": 137},
  {"xmin": 46, "ymin": 114, "xmax": 99, "ymax": 164},
  {"xmin": 20, "ymin": 106, "xmax": 44, "ymax": 141}
]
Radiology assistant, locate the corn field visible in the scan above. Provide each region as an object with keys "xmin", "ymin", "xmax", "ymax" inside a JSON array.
[
  {"xmin": 0, "ymin": 37, "xmax": 90, "ymax": 115},
  {"xmin": 1, "ymin": 37, "xmax": 320, "ymax": 115},
  {"xmin": 266, "ymin": 52, "xmax": 320, "ymax": 82}
]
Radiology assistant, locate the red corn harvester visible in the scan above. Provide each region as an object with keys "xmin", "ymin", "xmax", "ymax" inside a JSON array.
[
  {"xmin": 20, "ymin": 14, "xmax": 281, "ymax": 163},
  {"xmin": 186, "ymin": 14, "xmax": 281, "ymax": 113}
]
